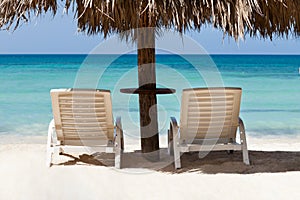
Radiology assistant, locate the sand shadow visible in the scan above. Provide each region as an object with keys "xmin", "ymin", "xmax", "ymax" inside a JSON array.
[
  {"xmin": 57, "ymin": 152, "xmax": 110, "ymax": 166},
  {"xmin": 56, "ymin": 149, "xmax": 300, "ymax": 174},
  {"xmin": 160, "ymin": 150, "xmax": 300, "ymax": 174}
]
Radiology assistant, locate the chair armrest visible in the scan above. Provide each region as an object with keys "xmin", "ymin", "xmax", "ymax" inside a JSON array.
[
  {"xmin": 168, "ymin": 117, "xmax": 179, "ymax": 155},
  {"xmin": 116, "ymin": 116, "xmax": 122, "ymax": 130},
  {"xmin": 47, "ymin": 119, "xmax": 57, "ymax": 146},
  {"xmin": 170, "ymin": 117, "xmax": 179, "ymax": 129},
  {"xmin": 238, "ymin": 117, "xmax": 247, "ymax": 143},
  {"xmin": 170, "ymin": 117, "xmax": 179, "ymax": 136},
  {"xmin": 238, "ymin": 117, "xmax": 245, "ymax": 135}
]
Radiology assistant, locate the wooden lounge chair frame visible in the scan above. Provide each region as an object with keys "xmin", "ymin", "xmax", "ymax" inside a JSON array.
[
  {"xmin": 47, "ymin": 89, "xmax": 124, "ymax": 168},
  {"xmin": 168, "ymin": 87, "xmax": 250, "ymax": 169}
]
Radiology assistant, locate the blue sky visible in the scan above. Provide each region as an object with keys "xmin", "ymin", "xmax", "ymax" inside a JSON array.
[{"xmin": 0, "ymin": 11, "xmax": 299, "ymax": 54}]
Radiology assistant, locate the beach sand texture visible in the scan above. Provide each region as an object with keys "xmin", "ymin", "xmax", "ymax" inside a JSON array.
[{"xmin": 1, "ymin": 136, "xmax": 300, "ymax": 200}]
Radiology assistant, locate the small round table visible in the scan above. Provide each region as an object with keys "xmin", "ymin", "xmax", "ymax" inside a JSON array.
[{"xmin": 120, "ymin": 87, "xmax": 176, "ymax": 94}]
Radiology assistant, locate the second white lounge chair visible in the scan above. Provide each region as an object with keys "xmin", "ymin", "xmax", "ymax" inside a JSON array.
[
  {"xmin": 47, "ymin": 89, "xmax": 123, "ymax": 168},
  {"xmin": 168, "ymin": 87, "xmax": 250, "ymax": 169}
]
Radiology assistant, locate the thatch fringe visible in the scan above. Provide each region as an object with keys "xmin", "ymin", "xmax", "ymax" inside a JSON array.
[
  {"xmin": 250, "ymin": 0, "xmax": 300, "ymax": 39},
  {"xmin": 0, "ymin": 0, "xmax": 57, "ymax": 30},
  {"xmin": 0, "ymin": 0, "xmax": 299, "ymax": 40}
]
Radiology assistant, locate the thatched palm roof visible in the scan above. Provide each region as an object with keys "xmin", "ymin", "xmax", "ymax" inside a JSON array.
[{"xmin": 0, "ymin": 0, "xmax": 299, "ymax": 40}]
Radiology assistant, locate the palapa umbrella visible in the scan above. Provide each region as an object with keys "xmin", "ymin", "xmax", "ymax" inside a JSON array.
[{"xmin": 1, "ymin": 0, "xmax": 299, "ymax": 160}]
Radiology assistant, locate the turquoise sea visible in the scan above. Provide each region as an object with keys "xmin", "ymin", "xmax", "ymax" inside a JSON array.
[{"xmin": 0, "ymin": 54, "xmax": 300, "ymax": 139}]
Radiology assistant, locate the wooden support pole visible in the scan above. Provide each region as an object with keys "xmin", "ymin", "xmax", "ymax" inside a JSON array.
[{"xmin": 137, "ymin": 14, "xmax": 160, "ymax": 161}]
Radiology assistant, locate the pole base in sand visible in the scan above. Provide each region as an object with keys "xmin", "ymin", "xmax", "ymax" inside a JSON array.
[{"xmin": 142, "ymin": 150, "xmax": 160, "ymax": 162}]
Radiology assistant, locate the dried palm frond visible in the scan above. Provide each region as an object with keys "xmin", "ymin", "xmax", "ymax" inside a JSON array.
[
  {"xmin": 250, "ymin": 0, "xmax": 300, "ymax": 39},
  {"xmin": 0, "ymin": 0, "xmax": 299, "ymax": 40},
  {"xmin": 0, "ymin": 0, "xmax": 57, "ymax": 30}
]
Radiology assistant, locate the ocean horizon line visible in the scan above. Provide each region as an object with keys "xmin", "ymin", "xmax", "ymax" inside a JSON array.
[{"xmin": 1, "ymin": 53, "xmax": 300, "ymax": 56}]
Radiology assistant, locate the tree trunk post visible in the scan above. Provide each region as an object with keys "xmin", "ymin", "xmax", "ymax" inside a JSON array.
[{"xmin": 137, "ymin": 15, "xmax": 160, "ymax": 161}]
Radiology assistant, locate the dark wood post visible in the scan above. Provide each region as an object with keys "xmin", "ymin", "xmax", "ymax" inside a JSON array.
[{"xmin": 137, "ymin": 13, "xmax": 160, "ymax": 160}]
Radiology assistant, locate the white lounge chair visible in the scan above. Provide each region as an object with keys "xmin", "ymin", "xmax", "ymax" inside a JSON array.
[
  {"xmin": 168, "ymin": 87, "xmax": 250, "ymax": 169},
  {"xmin": 47, "ymin": 88, "xmax": 123, "ymax": 168}
]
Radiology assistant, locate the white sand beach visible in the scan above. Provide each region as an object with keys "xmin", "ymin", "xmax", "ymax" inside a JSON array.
[
  {"xmin": 1, "ymin": 0, "xmax": 300, "ymax": 198},
  {"xmin": 1, "ymin": 135, "xmax": 300, "ymax": 200}
]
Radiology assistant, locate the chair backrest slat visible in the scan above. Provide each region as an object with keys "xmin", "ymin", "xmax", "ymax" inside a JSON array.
[
  {"xmin": 180, "ymin": 88, "xmax": 242, "ymax": 143},
  {"xmin": 50, "ymin": 89, "xmax": 114, "ymax": 146}
]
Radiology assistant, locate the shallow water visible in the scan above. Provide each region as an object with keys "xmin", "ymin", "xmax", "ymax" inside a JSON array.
[{"xmin": 0, "ymin": 54, "xmax": 299, "ymax": 138}]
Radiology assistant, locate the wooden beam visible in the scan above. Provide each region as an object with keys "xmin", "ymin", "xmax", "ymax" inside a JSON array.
[{"xmin": 137, "ymin": 12, "xmax": 160, "ymax": 161}]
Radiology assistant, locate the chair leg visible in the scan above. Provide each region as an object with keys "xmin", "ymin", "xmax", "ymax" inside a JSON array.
[
  {"xmin": 115, "ymin": 148, "xmax": 122, "ymax": 169},
  {"xmin": 46, "ymin": 119, "xmax": 55, "ymax": 167},
  {"xmin": 46, "ymin": 147, "xmax": 53, "ymax": 167},
  {"xmin": 115, "ymin": 116, "xmax": 123, "ymax": 169},
  {"xmin": 115, "ymin": 135, "xmax": 122, "ymax": 169},
  {"xmin": 242, "ymin": 140, "xmax": 250, "ymax": 165},
  {"xmin": 168, "ymin": 129, "xmax": 174, "ymax": 155},
  {"xmin": 239, "ymin": 118, "xmax": 250, "ymax": 165},
  {"xmin": 173, "ymin": 132, "xmax": 181, "ymax": 169}
]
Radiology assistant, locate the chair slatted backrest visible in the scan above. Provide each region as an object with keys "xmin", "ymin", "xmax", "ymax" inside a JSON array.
[
  {"xmin": 180, "ymin": 88, "xmax": 242, "ymax": 144},
  {"xmin": 50, "ymin": 89, "xmax": 114, "ymax": 146}
]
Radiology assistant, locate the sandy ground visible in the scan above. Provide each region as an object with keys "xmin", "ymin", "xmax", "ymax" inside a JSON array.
[{"xmin": 1, "ymin": 135, "xmax": 300, "ymax": 200}]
